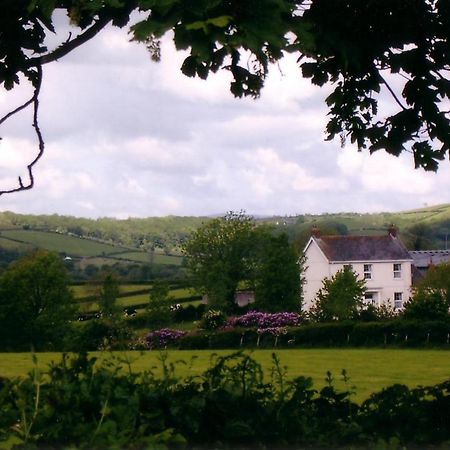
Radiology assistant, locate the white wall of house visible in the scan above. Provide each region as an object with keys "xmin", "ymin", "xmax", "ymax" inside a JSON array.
[
  {"xmin": 303, "ymin": 239, "xmax": 413, "ymax": 310},
  {"xmin": 302, "ymin": 239, "xmax": 331, "ymax": 309},
  {"xmin": 329, "ymin": 260, "xmax": 412, "ymax": 308}
]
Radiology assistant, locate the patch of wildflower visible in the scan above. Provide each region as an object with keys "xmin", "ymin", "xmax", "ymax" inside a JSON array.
[
  {"xmin": 227, "ymin": 311, "xmax": 300, "ymax": 329},
  {"xmin": 144, "ymin": 328, "xmax": 186, "ymax": 349}
]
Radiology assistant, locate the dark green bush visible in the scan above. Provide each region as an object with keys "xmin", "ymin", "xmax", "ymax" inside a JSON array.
[
  {"xmin": 69, "ymin": 319, "xmax": 134, "ymax": 351},
  {"xmin": 173, "ymin": 303, "xmax": 205, "ymax": 322},
  {"xmin": 178, "ymin": 332, "xmax": 210, "ymax": 349},
  {"xmin": 287, "ymin": 321, "xmax": 355, "ymax": 347}
]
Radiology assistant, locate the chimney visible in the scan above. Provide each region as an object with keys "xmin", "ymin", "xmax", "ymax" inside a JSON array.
[
  {"xmin": 388, "ymin": 224, "xmax": 397, "ymax": 238},
  {"xmin": 311, "ymin": 225, "xmax": 321, "ymax": 238}
]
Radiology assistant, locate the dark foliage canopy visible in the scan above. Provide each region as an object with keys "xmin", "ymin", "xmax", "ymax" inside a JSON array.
[{"xmin": 1, "ymin": 0, "xmax": 450, "ymax": 193}]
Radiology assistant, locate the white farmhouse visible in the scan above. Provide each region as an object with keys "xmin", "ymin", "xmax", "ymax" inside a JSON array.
[{"xmin": 302, "ymin": 225, "xmax": 413, "ymax": 310}]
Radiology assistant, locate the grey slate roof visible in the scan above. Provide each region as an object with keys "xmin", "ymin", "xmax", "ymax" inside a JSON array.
[
  {"xmin": 313, "ymin": 235, "xmax": 413, "ymax": 262},
  {"xmin": 409, "ymin": 250, "xmax": 450, "ymax": 268}
]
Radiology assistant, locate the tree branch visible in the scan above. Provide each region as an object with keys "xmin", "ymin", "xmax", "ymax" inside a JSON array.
[
  {"xmin": 0, "ymin": 97, "xmax": 35, "ymax": 127},
  {"xmin": 0, "ymin": 66, "xmax": 44, "ymax": 195},
  {"xmin": 26, "ymin": 15, "xmax": 111, "ymax": 68},
  {"xmin": 378, "ymin": 73, "xmax": 407, "ymax": 111}
]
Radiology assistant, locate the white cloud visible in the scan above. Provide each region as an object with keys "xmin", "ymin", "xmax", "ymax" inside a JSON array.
[
  {"xmin": 244, "ymin": 148, "xmax": 336, "ymax": 194},
  {"xmin": 76, "ymin": 200, "xmax": 95, "ymax": 211},
  {"xmin": 337, "ymin": 147, "xmax": 433, "ymax": 195}
]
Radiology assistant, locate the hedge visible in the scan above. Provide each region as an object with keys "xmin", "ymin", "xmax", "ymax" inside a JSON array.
[{"xmin": 176, "ymin": 319, "xmax": 450, "ymax": 349}]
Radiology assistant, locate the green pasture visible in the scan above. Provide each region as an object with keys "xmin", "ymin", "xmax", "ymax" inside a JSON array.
[
  {"xmin": 114, "ymin": 251, "xmax": 183, "ymax": 265},
  {"xmin": 74, "ymin": 286, "xmax": 199, "ymax": 311},
  {"xmin": 1, "ymin": 349, "xmax": 448, "ymax": 402},
  {"xmin": 0, "ymin": 236, "xmax": 33, "ymax": 252},
  {"xmin": 71, "ymin": 284, "xmax": 153, "ymax": 299},
  {"xmin": 0, "ymin": 230, "xmax": 122, "ymax": 257}
]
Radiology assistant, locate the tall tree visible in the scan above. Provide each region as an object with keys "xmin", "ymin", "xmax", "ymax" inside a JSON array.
[
  {"xmin": 146, "ymin": 280, "xmax": 173, "ymax": 327},
  {"xmin": 183, "ymin": 211, "xmax": 254, "ymax": 311},
  {"xmin": 184, "ymin": 213, "xmax": 303, "ymax": 312},
  {"xmin": 414, "ymin": 263, "xmax": 450, "ymax": 307},
  {"xmin": 1, "ymin": 0, "xmax": 449, "ymax": 195},
  {"xmin": 0, "ymin": 250, "xmax": 76, "ymax": 350},
  {"xmin": 98, "ymin": 272, "xmax": 121, "ymax": 317},
  {"xmin": 310, "ymin": 266, "xmax": 366, "ymax": 322},
  {"xmin": 253, "ymin": 231, "xmax": 302, "ymax": 312}
]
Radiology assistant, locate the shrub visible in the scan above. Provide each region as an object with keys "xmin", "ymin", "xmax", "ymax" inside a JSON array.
[
  {"xmin": 142, "ymin": 328, "xmax": 187, "ymax": 349},
  {"xmin": 69, "ymin": 318, "xmax": 134, "ymax": 351},
  {"xmin": 173, "ymin": 303, "xmax": 205, "ymax": 322},
  {"xmin": 200, "ymin": 309, "xmax": 226, "ymax": 330},
  {"xmin": 178, "ymin": 332, "xmax": 210, "ymax": 349}
]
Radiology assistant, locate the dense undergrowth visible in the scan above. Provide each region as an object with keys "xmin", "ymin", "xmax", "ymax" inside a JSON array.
[{"xmin": 0, "ymin": 352, "xmax": 449, "ymax": 449}]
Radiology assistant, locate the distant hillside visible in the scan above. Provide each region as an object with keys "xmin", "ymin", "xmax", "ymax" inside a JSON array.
[
  {"xmin": 267, "ymin": 204, "xmax": 450, "ymax": 251},
  {"xmin": 0, "ymin": 212, "xmax": 208, "ymax": 255},
  {"xmin": 0, "ymin": 204, "xmax": 448, "ymax": 265}
]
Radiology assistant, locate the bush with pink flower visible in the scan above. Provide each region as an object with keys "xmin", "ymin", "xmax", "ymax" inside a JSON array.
[{"xmin": 143, "ymin": 328, "xmax": 187, "ymax": 349}]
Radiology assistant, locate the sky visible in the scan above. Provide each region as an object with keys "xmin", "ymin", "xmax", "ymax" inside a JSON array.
[{"xmin": 0, "ymin": 16, "xmax": 449, "ymax": 219}]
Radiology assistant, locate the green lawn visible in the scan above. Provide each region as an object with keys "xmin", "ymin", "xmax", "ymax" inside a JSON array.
[{"xmin": 1, "ymin": 349, "xmax": 448, "ymax": 402}]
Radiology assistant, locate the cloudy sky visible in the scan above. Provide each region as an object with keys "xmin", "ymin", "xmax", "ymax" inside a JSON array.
[{"xmin": 0, "ymin": 17, "xmax": 449, "ymax": 219}]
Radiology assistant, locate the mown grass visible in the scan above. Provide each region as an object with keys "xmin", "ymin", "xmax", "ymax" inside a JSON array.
[{"xmin": 1, "ymin": 349, "xmax": 448, "ymax": 402}]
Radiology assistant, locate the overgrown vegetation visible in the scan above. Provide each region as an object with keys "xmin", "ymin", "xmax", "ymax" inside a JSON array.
[{"xmin": 0, "ymin": 351, "xmax": 449, "ymax": 449}]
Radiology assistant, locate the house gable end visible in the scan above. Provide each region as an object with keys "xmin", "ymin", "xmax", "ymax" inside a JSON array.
[{"xmin": 303, "ymin": 237, "xmax": 330, "ymax": 264}]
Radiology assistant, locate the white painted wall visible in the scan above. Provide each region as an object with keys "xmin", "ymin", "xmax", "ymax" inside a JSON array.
[
  {"xmin": 302, "ymin": 239, "xmax": 330, "ymax": 309},
  {"xmin": 329, "ymin": 261, "xmax": 412, "ymax": 308}
]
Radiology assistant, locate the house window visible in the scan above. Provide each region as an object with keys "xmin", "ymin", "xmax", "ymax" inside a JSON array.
[
  {"xmin": 394, "ymin": 292, "xmax": 403, "ymax": 309},
  {"xmin": 364, "ymin": 292, "xmax": 377, "ymax": 306},
  {"xmin": 393, "ymin": 263, "xmax": 402, "ymax": 278},
  {"xmin": 363, "ymin": 264, "xmax": 372, "ymax": 280}
]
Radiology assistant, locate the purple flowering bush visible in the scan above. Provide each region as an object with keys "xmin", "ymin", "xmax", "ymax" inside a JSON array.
[
  {"xmin": 143, "ymin": 328, "xmax": 187, "ymax": 349},
  {"xmin": 227, "ymin": 311, "xmax": 300, "ymax": 329}
]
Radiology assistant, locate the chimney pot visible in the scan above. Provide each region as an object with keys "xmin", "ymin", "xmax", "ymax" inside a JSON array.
[
  {"xmin": 388, "ymin": 224, "xmax": 397, "ymax": 237},
  {"xmin": 311, "ymin": 225, "xmax": 321, "ymax": 238}
]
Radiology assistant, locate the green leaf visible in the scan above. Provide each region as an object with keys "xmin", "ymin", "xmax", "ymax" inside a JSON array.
[
  {"xmin": 207, "ymin": 15, "xmax": 232, "ymax": 28},
  {"xmin": 186, "ymin": 16, "xmax": 232, "ymax": 32},
  {"xmin": 185, "ymin": 20, "xmax": 208, "ymax": 32}
]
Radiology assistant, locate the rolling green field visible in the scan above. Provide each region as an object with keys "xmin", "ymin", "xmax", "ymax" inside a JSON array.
[
  {"xmin": 0, "ymin": 229, "xmax": 185, "ymax": 265},
  {"xmin": 74, "ymin": 285, "xmax": 200, "ymax": 312},
  {"xmin": 115, "ymin": 251, "xmax": 183, "ymax": 265},
  {"xmin": 1, "ymin": 349, "xmax": 448, "ymax": 402},
  {"xmin": 0, "ymin": 230, "xmax": 125, "ymax": 257}
]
